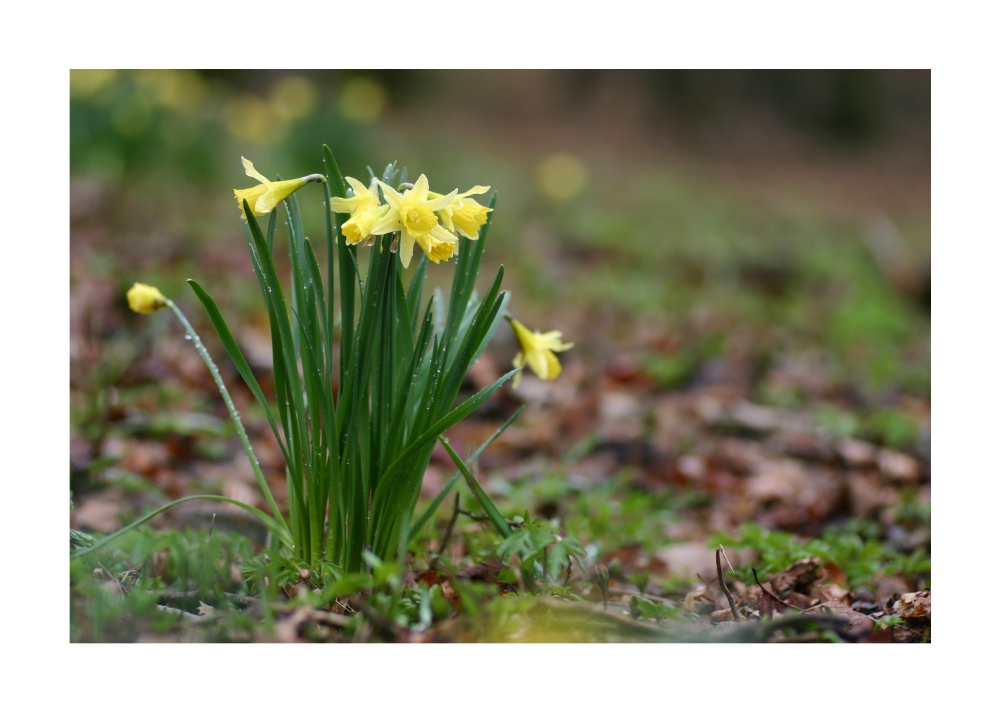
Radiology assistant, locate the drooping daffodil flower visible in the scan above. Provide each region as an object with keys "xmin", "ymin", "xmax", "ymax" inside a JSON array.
[
  {"xmin": 435, "ymin": 186, "xmax": 492, "ymax": 239},
  {"xmin": 233, "ymin": 157, "xmax": 325, "ymax": 219},
  {"xmin": 329, "ymin": 176, "xmax": 388, "ymax": 245},
  {"xmin": 372, "ymin": 175, "xmax": 459, "ymax": 268},
  {"xmin": 127, "ymin": 283, "xmax": 170, "ymax": 314},
  {"xmin": 507, "ymin": 317, "xmax": 574, "ymax": 388}
]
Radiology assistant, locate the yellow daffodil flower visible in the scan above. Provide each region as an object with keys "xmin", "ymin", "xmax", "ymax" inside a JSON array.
[
  {"xmin": 436, "ymin": 186, "xmax": 492, "ymax": 239},
  {"xmin": 417, "ymin": 232, "xmax": 459, "ymax": 263},
  {"xmin": 372, "ymin": 175, "xmax": 459, "ymax": 268},
  {"xmin": 507, "ymin": 317, "xmax": 574, "ymax": 388},
  {"xmin": 127, "ymin": 283, "xmax": 170, "ymax": 314},
  {"xmin": 329, "ymin": 176, "xmax": 387, "ymax": 245},
  {"xmin": 233, "ymin": 156, "xmax": 325, "ymax": 219}
]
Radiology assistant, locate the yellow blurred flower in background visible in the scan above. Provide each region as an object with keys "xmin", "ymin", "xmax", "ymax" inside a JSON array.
[
  {"xmin": 270, "ymin": 75, "xmax": 318, "ymax": 121},
  {"xmin": 537, "ymin": 153, "xmax": 588, "ymax": 201},
  {"xmin": 127, "ymin": 283, "xmax": 170, "ymax": 314},
  {"xmin": 507, "ymin": 317, "xmax": 574, "ymax": 388},
  {"xmin": 338, "ymin": 76, "xmax": 388, "ymax": 123},
  {"xmin": 70, "ymin": 69, "xmax": 118, "ymax": 101}
]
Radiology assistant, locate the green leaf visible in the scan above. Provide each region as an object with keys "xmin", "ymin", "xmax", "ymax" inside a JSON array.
[
  {"xmin": 369, "ymin": 367, "xmax": 518, "ymax": 558},
  {"xmin": 324, "ymin": 145, "xmax": 356, "ymax": 376},
  {"xmin": 439, "ymin": 438, "xmax": 511, "ymax": 539},
  {"xmin": 408, "ymin": 404, "xmax": 524, "ymax": 541},
  {"xmin": 187, "ymin": 279, "xmax": 289, "ymax": 464},
  {"xmin": 69, "ymin": 495, "xmax": 291, "ymax": 559}
]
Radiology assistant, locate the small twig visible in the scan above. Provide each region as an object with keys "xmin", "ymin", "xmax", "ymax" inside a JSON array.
[
  {"xmin": 714, "ymin": 613, "xmax": 854, "ymax": 643},
  {"xmin": 97, "ymin": 561, "xmax": 142, "ymax": 595},
  {"xmin": 456, "ymin": 509, "xmax": 488, "ymax": 523},
  {"xmin": 434, "ymin": 492, "xmax": 461, "ymax": 559},
  {"xmin": 752, "ymin": 568, "xmax": 805, "ymax": 614},
  {"xmin": 594, "ymin": 565, "xmax": 610, "ymax": 610},
  {"xmin": 607, "ymin": 587, "xmax": 675, "ymax": 605},
  {"xmin": 95, "ymin": 563, "xmax": 124, "ymax": 595},
  {"xmin": 156, "ymin": 605, "xmax": 203, "ymax": 620},
  {"xmin": 154, "ymin": 590, "xmax": 258, "ymax": 611},
  {"xmin": 716, "ymin": 545, "xmax": 741, "ymax": 623},
  {"xmin": 718, "ymin": 545, "xmax": 736, "ymax": 575},
  {"xmin": 308, "ymin": 609, "xmax": 353, "ymax": 629}
]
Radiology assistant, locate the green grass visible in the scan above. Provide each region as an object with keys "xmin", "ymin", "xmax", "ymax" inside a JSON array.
[{"xmin": 716, "ymin": 521, "xmax": 930, "ymax": 592}]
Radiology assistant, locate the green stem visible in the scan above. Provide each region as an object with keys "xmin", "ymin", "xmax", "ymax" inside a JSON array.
[{"xmin": 166, "ymin": 300, "xmax": 287, "ymax": 533}]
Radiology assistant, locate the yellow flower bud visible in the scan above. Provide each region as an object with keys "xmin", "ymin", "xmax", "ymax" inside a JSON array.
[{"xmin": 127, "ymin": 283, "xmax": 169, "ymax": 314}]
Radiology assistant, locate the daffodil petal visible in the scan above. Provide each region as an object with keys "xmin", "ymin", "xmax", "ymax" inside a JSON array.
[
  {"xmin": 425, "ymin": 189, "xmax": 458, "ymax": 212},
  {"xmin": 234, "ymin": 185, "xmax": 268, "ymax": 215},
  {"xmin": 411, "ymin": 174, "xmax": 430, "ymax": 199},
  {"xmin": 376, "ymin": 180, "xmax": 404, "ymax": 208},
  {"xmin": 344, "ymin": 176, "xmax": 371, "ymax": 196},
  {"xmin": 241, "ymin": 157, "xmax": 270, "ymax": 185},
  {"xmin": 399, "ymin": 232, "xmax": 415, "ymax": 268}
]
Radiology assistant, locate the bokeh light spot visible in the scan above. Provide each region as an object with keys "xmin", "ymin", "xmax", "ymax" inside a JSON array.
[
  {"xmin": 338, "ymin": 76, "xmax": 387, "ymax": 123},
  {"xmin": 271, "ymin": 75, "xmax": 318, "ymax": 121},
  {"xmin": 70, "ymin": 69, "xmax": 118, "ymax": 101},
  {"xmin": 537, "ymin": 153, "xmax": 588, "ymax": 200},
  {"xmin": 224, "ymin": 94, "xmax": 287, "ymax": 147}
]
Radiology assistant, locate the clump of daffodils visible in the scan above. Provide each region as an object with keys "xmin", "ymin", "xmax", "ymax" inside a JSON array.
[
  {"xmin": 97, "ymin": 150, "xmax": 579, "ymax": 579},
  {"xmin": 507, "ymin": 317, "xmax": 574, "ymax": 388},
  {"xmin": 330, "ymin": 174, "xmax": 492, "ymax": 268}
]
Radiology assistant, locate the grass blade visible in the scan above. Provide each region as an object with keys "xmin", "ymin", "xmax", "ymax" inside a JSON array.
[{"xmin": 439, "ymin": 438, "xmax": 511, "ymax": 539}]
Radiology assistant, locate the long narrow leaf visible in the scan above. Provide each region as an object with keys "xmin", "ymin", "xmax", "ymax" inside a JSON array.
[
  {"xmin": 377, "ymin": 367, "xmax": 519, "ymax": 498},
  {"xmin": 69, "ymin": 495, "xmax": 292, "ymax": 559},
  {"xmin": 186, "ymin": 279, "xmax": 290, "ymax": 466},
  {"xmin": 408, "ymin": 404, "xmax": 524, "ymax": 541},
  {"xmin": 439, "ymin": 438, "xmax": 512, "ymax": 538}
]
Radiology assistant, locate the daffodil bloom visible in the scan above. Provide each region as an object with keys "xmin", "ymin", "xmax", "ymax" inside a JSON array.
[
  {"xmin": 372, "ymin": 175, "xmax": 459, "ymax": 268},
  {"xmin": 329, "ymin": 176, "xmax": 387, "ymax": 245},
  {"xmin": 435, "ymin": 186, "xmax": 492, "ymax": 239},
  {"xmin": 233, "ymin": 157, "xmax": 325, "ymax": 218},
  {"xmin": 507, "ymin": 317, "xmax": 574, "ymax": 388},
  {"xmin": 127, "ymin": 283, "xmax": 170, "ymax": 314},
  {"xmin": 417, "ymin": 231, "xmax": 459, "ymax": 262}
]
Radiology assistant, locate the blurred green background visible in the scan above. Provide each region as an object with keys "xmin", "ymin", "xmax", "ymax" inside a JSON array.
[{"xmin": 71, "ymin": 68, "xmax": 929, "ymax": 393}]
